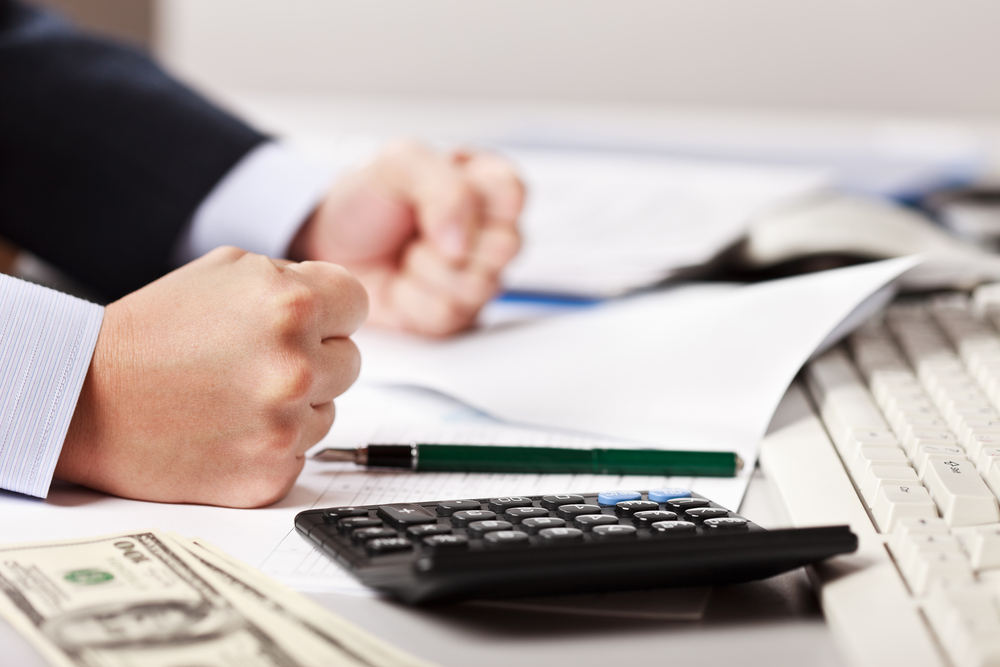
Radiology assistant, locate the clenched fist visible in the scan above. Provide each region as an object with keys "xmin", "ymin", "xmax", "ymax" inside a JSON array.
[
  {"xmin": 55, "ymin": 246, "xmax": 367, "ymax": 508},
  {"xmin": 291, "ymin": 140, "xmax": 524, "ymax": 336}
]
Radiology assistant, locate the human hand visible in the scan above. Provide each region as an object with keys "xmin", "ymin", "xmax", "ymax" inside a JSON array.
[
  {"xmin": 55, "ymin": 246, "xmax": 367, "ymax": 508},
  {"xmin": 289, "ymin": 141, "xmax": 524, "ymax": 336}
]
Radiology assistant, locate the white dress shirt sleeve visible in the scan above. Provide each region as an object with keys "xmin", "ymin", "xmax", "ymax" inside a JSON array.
[
  {"xmin": 0, "ymin": 274, "xmax": 103, "ymax": 498},
  {"xmin": 171, "ymin": 142, "xmax": 339, "ymax": 265}
]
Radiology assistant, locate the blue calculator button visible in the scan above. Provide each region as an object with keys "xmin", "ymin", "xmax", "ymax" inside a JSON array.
[
  {"xmin": 648, "ymin": 488, "xmax": 691, "ymax": 503},
  {"xmin": 597, "ymin": 490, "xmax": 642, "ymax": 506}
]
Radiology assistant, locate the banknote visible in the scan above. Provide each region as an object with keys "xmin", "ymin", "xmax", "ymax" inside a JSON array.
[
  {"xmin": 0, "ymin": 529, "xmax": 434, "ymax": 667},
  {"xmin": 169, "ymin": 534, "xmax": 434, "ymax": 667}
]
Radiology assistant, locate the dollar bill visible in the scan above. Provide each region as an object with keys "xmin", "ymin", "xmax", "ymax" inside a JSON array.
[{"xmin": 0, "ymin": 529, "xmax": 435, "ymax": 667}]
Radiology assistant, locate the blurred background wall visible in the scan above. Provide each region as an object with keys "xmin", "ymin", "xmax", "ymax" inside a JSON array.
[
  {"xmin": 28, "ymin": 0, "xmax": 1000, "ymax": 118},
  {"xmin": 154, "ymin": 0, "xmax": 1000, "ymax": 118}
]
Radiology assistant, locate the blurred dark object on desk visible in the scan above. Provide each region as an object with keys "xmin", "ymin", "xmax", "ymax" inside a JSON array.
[{"xmin": 925, "ymin": 186, "xmax": 1000, "ymax": 252}]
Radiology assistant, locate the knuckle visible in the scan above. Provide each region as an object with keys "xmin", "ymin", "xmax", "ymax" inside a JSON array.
[
  {"xmin": 267, "ymin": 283, "xmax": 318, "ymax": 336},
  {"xmin": 260, "ymin": 356, "xmax": 315, "ymax": 405}
]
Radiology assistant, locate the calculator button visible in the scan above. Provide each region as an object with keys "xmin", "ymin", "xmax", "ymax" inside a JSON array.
[
  {"xmin": 592, "ymin": 525, "xmax": 638, "ymax": 541},
  {"xmin": 614, "ymin": 500, "xmax": 659, "ymax": 517},
  {"xmin": 468, "ymin": 520, "xmax": 513, "ymax": 538},
  {"xmin": 538, "ymin": 527, "xmax": 585, "ymax": 543},
  {"xmin": 337, "ymin": 517, "xmax": 382, "ymax": 534},
  {"xmin": 684, "ymin": 507, "xmax": 729, "ymax": 521},
  {"xmin": 423, "ymin": 534, "xmax": 468, "ymax": 551},
  {"xmin": 632, "ymin": 510, "xmax": 679, "ymax": 527},
  {"xmin": 703, "ymin": 517, "xmax": 748, "ymax": 530},
  {"xmin": 377, "ymin": 504, "xmax": 438, "ymax": 529},
  {"xmin": 648, "ymin": 488, "xmax": 691, "ymax": 503},
  {"xmin": 666, "ymin": 497, "xmax": 710, "ymax": 510},
  {"xmin": 436, "ymin": 500, "xmax": 482, "ymax": 516},
  {"xmin": 573, "ymin": 514, "xmax": 620, "ymax": 530},
  {"xmin": 597, "ymin": 490, "xmax": 642, "ymax": 506},
  {"xmin": 322, "ymin": 507, "xmax": 368, "ymax": 523},
  {"xmin": 451, "ymin": 510, "xmax": 497, "ymax": 527},
  {"xmin": 540, "ymin": 494, "xmax": 585, "ymax": 510},
  {"xmin": 504, "ymin": 507, "xmax": 550, "ymax": 523},
  {"xmin": 483, "ymin": 531, "xmax": 530, "ymax": 549},
  {"xmin": 520, "ymin": 517, "xmax": 566, "ymax": 534},
  {"xmin": 365, "ymin": 537, "xmax": 413, "ymax": 554},
  {"xmin": 556, "ymin": 504, "xmax": 602, "ymax": 520},
  {"xmin": 351, "ymin": 527, "xmax": 397, "ymax": 544},
  {"xmin": 406, "ymin": 524, "xmax": 453, "ymax": 538},
  {"xmin": 651, "ymin": 520, "xmax": 697, "ymax": 534},
  {"xmin": 487, "ymin": 496, "xmax": 535, "ymax": 512}
]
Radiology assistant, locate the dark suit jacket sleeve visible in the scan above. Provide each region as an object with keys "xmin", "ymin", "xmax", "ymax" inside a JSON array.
[{"xmin": 0, "ymin": 0, "xmax": 268, "ymax": 300}]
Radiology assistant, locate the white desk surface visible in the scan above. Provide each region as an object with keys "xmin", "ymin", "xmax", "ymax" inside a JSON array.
[{"xmin": 0, "ymin": 467, "xmax": 846, "ymax": 667}]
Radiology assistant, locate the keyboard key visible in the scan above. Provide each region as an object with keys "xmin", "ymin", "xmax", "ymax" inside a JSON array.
[
  {"xmin": 487, "ymin": 496, "xmax": 534, "ymax": 512},
  {"xmin": 365, "ymin": 537, "xmax": 413, "ymax": 554},
  {"xmin": 956, "ymin": 524, "xmax": 1000, "ymax": 570},
  {"xmin": 902, "ymin": 429, "xmax": 955, "ymax": 455},
  {"xmin": 591, "ymin": 525, "xmax": 637, "ymax": 541},
  {"xmin": 914, "ymin": 445, "xmax": 968, "ymax": 477},
  {"xmin": 861, "ymin": 465, "xmax": 919, "ymax": 508},
  {"xmin": 482, "ymin": 530, "xmax": 530, "ymax": 549},
  {"xmin": 555, "ymin": 504, "xmax": 602, "ymax": 520},
  {"xmin": 520, "ymin": 517, "xmax": 566, "ymax": 534},
  {"xmin": 891, "ymin": 532, "xmax": 962, "ymax": 573},
  {"xmin": 902, "ymin": 550, "xmax": 974, "ymax": 595},
  {"xmin": 467, "ymin": 520, "xmax": 513, "ymax": 538},
  {"xmin": 650, "ymin": 521, "xmax": 697, "ymax": 534},
  {"xmin": 407, "ymin": 524, "xmax": 453, "ymax": 538},
  {"xmin": 377, "ymin": 504, "xmax": 438, "ymax": 528},
  {"xmin": 351, "ymin": 527, "xmax": 398, "ymax": 544},
  {"xmin": 704, "ymin": 517, "xmax": 748, "ymax": 529},
  {"xmin": 631, "ymin": 510, "xmax": 679, "ymax": 527},
  {"xmin": 921, "ymin": 458, "xmax": 1000, "ymax": 526},
  {"xmin": 684, "ymin": 507, "xmax": 729, "ymax": 522},
  {"xmin": 889, "ymin": 516, "xmax": 950, "ymax": 557},
  {"xmin": 844, "ymin": 428, "xmax": 900, "ymax": 459},
  {"xmin": 338, "ymin": 517, "xmax": 382, "ymax": 534},
  {"xmin": 323, "ymin": 507, "xmax": 368, "ymax": 523},
  {"xmin": 540, "ymin": 494, "xmax": 586, "ymax": 509},
  {"xmin": 924, "ymin": 584, "xmax": 1000, "ymax": 667},
  {"xmin": 872, "ymin": 484, "xmax": 938, "ymax": 532},
  {"xmin": 451, "ymin": 510, "xmax": 497, "ymax": 527},
  {"xmin": 965, "ymin": 432, "xmax": 1000, "ymax": 459},
  {"xmin": 614, "ymin": 500, "xmax": 659, "ymax": 516},
  {"xmin": 647, "ymin": 488, "xmax": 691, "ymax": 503},
  {"xmin": 504, "ymin": 507, "xmax": 550, "ymax": 523},
  {"xmin": 538, "ymin": 527, "xmax": 585, "ymax": 543},
  {"xmin": 423, "ymin": 534, "xmax": 468, "ymax": 551},
  {"xmin": 597, "ymin": 490, "xmax": 642, "ymax": 506},
  {"xmin": 987, "ymin": 460, "xmax": 1000, "ymax": 499},
  {"xmin": 975, "ymin": 447, "xmax": 1000, "ymax": 474},
  {"xmin": 851, "ymin": 445, "xmax": 909, "ymax": 480},
  {"xmin": 436, "ymin": 500, "xmax": 482, "ymax": 516},
  {"xmin": 666, "ymin": 498, "xmax": 710, "ymax": 510},
  {"xmin": 573, "ymin": 514, "xmax": 620, "ymax": 530}
]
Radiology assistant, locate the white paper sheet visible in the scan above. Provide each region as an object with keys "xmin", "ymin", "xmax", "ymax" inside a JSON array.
[
  {"xmin": 356, "ymin": 257, "xmax": 925, "ymax": 476},
  {"xmin": 502, "ymin": 150, "xmax": 829, "ymax": 296}
]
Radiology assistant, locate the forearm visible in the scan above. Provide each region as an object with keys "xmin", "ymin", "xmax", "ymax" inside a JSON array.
[{"xmin": 0, "ymin": 0, "xmax": 267, "ymax": 300}]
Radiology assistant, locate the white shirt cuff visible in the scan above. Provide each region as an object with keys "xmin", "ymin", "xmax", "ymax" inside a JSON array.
[
  {"xmin": 0, "ymin": 275, "xmax": 104, "ymax": 498},
  {"xmin": 171, "ymin": 142, "xmax": 338, "ymax": 265}
]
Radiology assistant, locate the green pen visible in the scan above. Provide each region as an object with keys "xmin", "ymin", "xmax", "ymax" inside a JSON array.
[{"xmin": 314, "ymin": 443, "xmax": 743, "ymax": 477}]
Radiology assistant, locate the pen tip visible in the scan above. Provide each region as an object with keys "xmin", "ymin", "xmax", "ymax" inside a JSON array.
[
  {"xmin": 312, "ymin": 448, "xmax": 358, "ymax": 463},
  {"xmin": 735, "ymin": 455, "xmax": 744, "ymax": 472}
]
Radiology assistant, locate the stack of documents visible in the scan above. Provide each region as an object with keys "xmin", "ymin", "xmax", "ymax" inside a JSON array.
[{"xmin": 495, "ymin": 149, "xmax": 828, "ymax": 297}]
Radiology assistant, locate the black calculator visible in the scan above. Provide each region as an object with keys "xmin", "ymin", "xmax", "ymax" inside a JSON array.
[{"xmin": 294, "ymin": 488, "xmax": 857, "ymax": 604}]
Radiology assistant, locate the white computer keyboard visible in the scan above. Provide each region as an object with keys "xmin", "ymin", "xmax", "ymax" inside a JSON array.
[{"xmin": 761, "ymin": 285, "xmax": 1000, "ymax": 667}]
